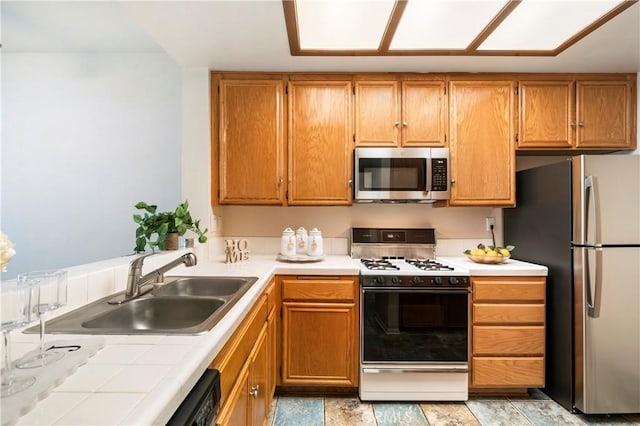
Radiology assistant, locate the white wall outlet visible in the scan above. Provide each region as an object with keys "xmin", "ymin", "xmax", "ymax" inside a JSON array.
[{"xmin": 486, "ymin": 217, "xmax": 495, "ymax": 232}]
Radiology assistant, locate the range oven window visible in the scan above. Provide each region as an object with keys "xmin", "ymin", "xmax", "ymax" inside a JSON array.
[
  {"xmin": 362, "ymin": 289, "xmax": 468, "ymax": 363},
  {"xmin": 358, "ymin": 158, "xmax": 426, "ymax": 191}
]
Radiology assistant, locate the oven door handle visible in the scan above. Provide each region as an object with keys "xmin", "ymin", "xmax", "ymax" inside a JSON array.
[
  {"xmin": 362, "ymin": 288, "xmax": 470, "ymax": 295},
  {"xmin": 363, "ymin": 366, "xmax": 468, "ymax": 374}
]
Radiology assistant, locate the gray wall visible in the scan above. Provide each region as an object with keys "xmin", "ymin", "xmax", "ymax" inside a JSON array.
[{"xmin": 1, "ymin": 53, "xmax": 182, "ymax": 278}]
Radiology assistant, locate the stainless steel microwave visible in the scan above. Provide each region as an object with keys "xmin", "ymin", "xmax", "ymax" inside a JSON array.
[{"xmin": 354, "ymin": 147, "xmax": 450, "ymax": 203}]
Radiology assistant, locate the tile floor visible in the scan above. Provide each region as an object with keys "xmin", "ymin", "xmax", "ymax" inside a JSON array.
[{"xmin": 267, "ymin": 390, "xmax": 640, "ymax": 425}]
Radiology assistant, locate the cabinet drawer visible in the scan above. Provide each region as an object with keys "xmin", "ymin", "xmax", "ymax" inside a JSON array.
[
  {"xmin": 473, "ymin": 304, "xmax": 544, "ymax": 324},
  {"xmin": 472, "ymin": 357, "xmax": 544, "ymax": 387},
  {"xmin": 473, "ymin": 326, "xmax": 544, "ymax": 355},
  {"xmin": 282, "ymin": 279, "xmax": 355, "ymax": 301},
  {"xmin": 472, "ymin": 277, "xmax": 545, "ymax": 302}
]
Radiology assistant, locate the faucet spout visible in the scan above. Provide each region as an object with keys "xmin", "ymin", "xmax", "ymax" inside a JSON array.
[
  {"xmin": 108, "ymin": 252, "xmax": 197, "ymax": 305},
  {"xmin": 139, "ymin": 253, "xmax": 197, "ymax": 286}
]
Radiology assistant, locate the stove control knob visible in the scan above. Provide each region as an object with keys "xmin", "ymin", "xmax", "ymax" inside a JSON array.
[
  {"xmin": 433, "ymin": 276, "xmax": 443, "ymax": 285},
  {"xmin": 412, "ymin": 276, "xmax": 422, "ymax": 285},
  {"xmin": 449, "ymin": 277, "xmax": 459, "ymax": 285},
  {"xmin": 376, "ymin": 276, "xmax": 386, "ymax": 285},
  {"xmin": 391, "ymin": 276, "xmax": 401, "ymax": 285}
]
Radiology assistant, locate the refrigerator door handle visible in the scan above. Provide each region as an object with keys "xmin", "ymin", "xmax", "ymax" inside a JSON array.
[
  {"xmin": 584, "ymin": 175, "xmax": 602, "ymax": 246},
  {"xmin": 586, "ymin": 247, "xmax": 603, "ymax": 318}
]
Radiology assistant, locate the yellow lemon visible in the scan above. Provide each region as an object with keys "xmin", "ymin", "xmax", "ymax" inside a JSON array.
[{"xmin": 500, "ymin": 248, "xmax": 510, "ymax": 257}]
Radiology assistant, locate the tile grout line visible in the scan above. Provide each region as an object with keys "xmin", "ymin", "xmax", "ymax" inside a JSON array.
[
  {"xmin": 505, "ymin": 398, "xmax": 538, "ymax": 426},
  {"xmin": 460, "ymin": 401, "xmax": 483, "ymax": 425}
]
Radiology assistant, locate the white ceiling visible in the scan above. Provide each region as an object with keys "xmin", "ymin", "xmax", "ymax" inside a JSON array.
[{"xmin": 2, "ymin": 0, "xmax": 640, "ymax": 73}]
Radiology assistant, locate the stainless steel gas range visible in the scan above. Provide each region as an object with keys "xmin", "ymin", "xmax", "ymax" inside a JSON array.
[{"xmin": 352, "ymin": 228, "xmax": 470, "ymax": 401}]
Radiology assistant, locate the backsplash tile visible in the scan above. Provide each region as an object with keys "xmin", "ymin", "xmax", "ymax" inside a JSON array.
[
  {"xmin": 66, "ymin": 274, "xmax": 88, "ymax": 308},
  {"xmin": 218, "ymin": 236, "xmax": 350, "ymax": 256},
  {"xmin": 86, "ymin": 269, "xmax": 115, "ymax": 302}
]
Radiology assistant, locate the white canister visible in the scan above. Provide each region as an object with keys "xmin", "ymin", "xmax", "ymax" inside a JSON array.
[
  {"xmin": 308, "ymin": 228, "xmax": 323, "ymax": 257},
  {"xmin": 281, "ymin": 227, "xmax": 296, "ymax": 257},
  {"xmin": 296, "ymin": 227, "xmax": 308, "ymax": 254}
]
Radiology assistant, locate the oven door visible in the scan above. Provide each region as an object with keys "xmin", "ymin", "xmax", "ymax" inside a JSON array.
[
  {"xmin": 361, "ymin": 287, "xmax": 469, "ymax": 364},
  {"xmin": 359, "ymin": 286, "xmax": 470, "ymax": 401},
  {"xmin": 354, "ymin": 148, "xmax": 430, "ymax": 201}
]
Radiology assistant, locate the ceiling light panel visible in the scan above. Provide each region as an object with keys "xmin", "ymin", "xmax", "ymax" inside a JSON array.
[
  {"xmin": 390, "ymin": 0, "xmax": 510, "ymax": 50},
  {"xmin": 479, "ymin": 0, "xmax": 624, "ymax": 50},
  {"xmin": 296, "ymin": 0, "xmax": 396, "ymax": 50}
]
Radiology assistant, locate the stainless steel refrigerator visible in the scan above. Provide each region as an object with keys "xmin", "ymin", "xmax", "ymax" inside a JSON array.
[{"xmin": 504, "ymin": 154, "xmax": 640, "ymax": 414}]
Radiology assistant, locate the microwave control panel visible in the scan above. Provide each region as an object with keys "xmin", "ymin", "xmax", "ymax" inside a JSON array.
[{"xmin": 431, "ymin": 159, "xmax": 448, "ymax": 192}]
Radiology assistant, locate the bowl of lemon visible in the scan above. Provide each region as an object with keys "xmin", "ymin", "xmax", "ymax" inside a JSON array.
[{"xmin": 464, "ymin": 244, "xmax": 515, "ymax": 264}]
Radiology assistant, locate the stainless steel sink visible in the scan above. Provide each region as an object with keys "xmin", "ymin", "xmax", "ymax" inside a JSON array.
[
  {"xmin": 153, "ymin": 276, "xmax": 257, "ymax": 297},
  {"xmin": 82, "ymin": 297, "xmax": 226, "ymax": 332},
  {"xmin": 26, "ymin": 275, "xmax": 259, "ymax": 335}
]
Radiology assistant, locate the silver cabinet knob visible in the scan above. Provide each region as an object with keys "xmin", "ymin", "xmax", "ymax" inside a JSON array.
[
  {"xmin": 578, "ymin": 121, "xmax": 585, "ymax": 127},
  {"xmin": 451, "ymin": 179, "xmax": 456, "ymax": 184},
  {"xmin": 402, "ymin": 122, "xmax": 408, "ymax": 127},
  {"xmin": 348, "ymin": 179, "xmax": 353, "ymax": 187},
  {"xmin": 570, "ymin": 121, "xmax": 576, "ymax": 127},
  {"xmin": 250, "ymin": 385, "xmax": 259, "ymax": 398},
  {"xmin": 394, "ymin": 121, "xmax": 400, "ymax": 127},
  {"xmin": 278, "ymin": 177, "xmax": 283, "ymax": 187}
]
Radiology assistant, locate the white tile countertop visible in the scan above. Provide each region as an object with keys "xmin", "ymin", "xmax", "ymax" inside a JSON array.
[
  {"xmin": 441, "ymin": 256, "xmax": 549, "ymax": 276},
  {"xmin": 5, "ymin": 253, "xmax": 546, "ymax": 425}
]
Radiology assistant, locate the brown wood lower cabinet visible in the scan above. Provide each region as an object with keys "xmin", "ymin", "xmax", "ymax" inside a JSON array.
[
  {"xmin": 472, "ymin": 357, "xmax": 544, "ymax": 387},
  {"xmin": 470, "ymin": 276, "xmax": 546, "ymax": 390},
  {"xmin": 280, "ymin": 276, "xmax": 359, "ymax": 388},
  {"xmin": 212, "ymin": 277, "xmax": 277, "ymax": 426}
]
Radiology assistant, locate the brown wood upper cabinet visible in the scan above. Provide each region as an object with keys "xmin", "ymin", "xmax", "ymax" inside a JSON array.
[
  {"xmin": 518, "ymin": 78, "xmax": 636, "ymax": 150},
  {"xmin": 354, "ymin": 79, "xmax": 447, "ymax": 147},
  {"xmin": 218, "ymin": 79, "xmax": 286, "ymax": 205},
  {"xmin": 288, "ymin": 80, "xmax": 353, "ymax": 205},
  {"xmin": 448, "ymin": 80, "xmax": 516, "ymax": 207}
]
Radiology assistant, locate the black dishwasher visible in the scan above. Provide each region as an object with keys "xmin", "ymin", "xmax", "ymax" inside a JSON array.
[{"xmin": 167, "ymin": 369, "xmax": 221, "ymax": 426}]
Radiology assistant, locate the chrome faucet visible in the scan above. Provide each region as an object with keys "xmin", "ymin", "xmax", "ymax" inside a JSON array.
[{"xmin": 109, "ymin": 252, "xmax": 197, "ymax": 304}]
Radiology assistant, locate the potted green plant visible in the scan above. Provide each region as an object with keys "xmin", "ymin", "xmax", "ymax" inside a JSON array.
[{"xmin": 133, "ymin": 200, "xmax": 208, "ymax": 253}]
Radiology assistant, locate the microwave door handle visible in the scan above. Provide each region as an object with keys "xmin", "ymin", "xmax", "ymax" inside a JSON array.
[{"xmin": 425, "ymin": 158, "xmax": 431, "ymax": 193}]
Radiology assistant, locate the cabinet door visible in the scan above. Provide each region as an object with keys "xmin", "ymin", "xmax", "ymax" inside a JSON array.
[
  {"xmin": 266, "ymin": 308, "xmax": 277, "ymax": 406},
  {"xmin": 355, "ymin": 81, "xmax": 400, "ymax": 146},
  {"xmin": 219, "ymin": 80, "xmax": 285, "ymax": 204},
  {"xmin": 288, "ymin": 81, "xmax": 353, "ymax": 205},
  {"xmin": 282, "ymin": 302, "xmax": 357, "ymax": 386},
  {"xmin": 216, "ymin": 364, "xmax": 249, "ymax": 426},
  {"xmin": 401, "ymin": 81, "xmax": 447, "ymax": 147},
  {"xmin": 576, "ymin": 80, "xmax": 635, "ymax": 149},
  {"xmin": 518, "ymin": 81, "xmax": 574, "ymax": 149},
  {"xmin": 449, "ymin": 81, "xmax": 516, "ymax": 206},
  {"xmin": 250, "ymin": 327, "xmax": 268, "ymax": 426}
]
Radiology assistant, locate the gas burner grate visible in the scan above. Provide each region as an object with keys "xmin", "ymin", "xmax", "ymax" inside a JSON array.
[
  {"xmin": 406, "ymin": 258, "xmax": 455, "ymax": 271},
  {"xmin": 360, "ymin": 258, "xmax": 400, "ymax": 271}
]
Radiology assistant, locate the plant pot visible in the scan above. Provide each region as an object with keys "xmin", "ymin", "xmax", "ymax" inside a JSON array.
[{"xmin": 163, "ymin": 233, "xmax": 179, "ymax": 250}]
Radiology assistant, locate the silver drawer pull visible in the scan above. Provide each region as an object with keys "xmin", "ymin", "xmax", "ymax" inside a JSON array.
[{"xmin": 363, "ymin": 367, "xmax": 468, "ymax": 374}]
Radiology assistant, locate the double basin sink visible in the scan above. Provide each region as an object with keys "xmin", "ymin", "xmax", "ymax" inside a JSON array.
[{"xmin": 28, "ymin": 276, "xmax": 258, "ymax": 335}]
